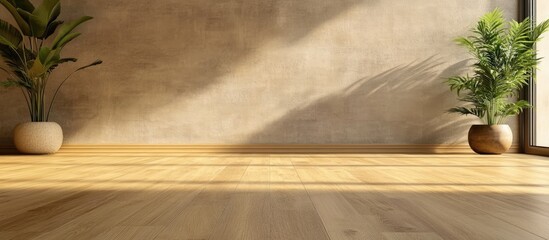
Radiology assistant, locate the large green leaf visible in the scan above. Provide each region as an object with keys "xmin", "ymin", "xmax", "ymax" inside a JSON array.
[
  {"xmin": 38, "ymin": 46, "xmax": 52, "ymax": 63},
  {"xmin": 34, "ymin": 0, "xmax": 61, "ymax": 22},
  {"xmin": 0, "ymin": 18, "xmax": 22, "ymax": 48},
  {"xmin": 44, "ymin": 48, "xmax": 60, "ymax": 69},
  {"xmin": 42, "ymin": 20, "xmax": 63, "ymax": 39},
  {"xmin": 54, "ymin": 32, "xmax": 81, "ymax": 49},
  {"xmin": 16, "ymin": 0, "xmax": 60, "ymax": 38},
  {"xmin": 28, "ymin": 57, "xmax": 46, "ymax": 78},
  {"xmin": 33, "ymin": 0, "xmax": 60, "ymax": 37},
  {"xmin": 16, "ymin": 9, "xmax": 39, "ymax": 33},
  {"xmin": 52, "ymin": 16, "xmax": 92, "ymax": 49},
  {"xmin": 38, "ymin": 46, "xmax": 67, "ymax": 71},
  {"xmin": 7, "ymin": 0, "xmax": 34, "ymax": 12},
  {"xmin": 0, "ymin": 0, "xmax": 31, "ymax": 35}
]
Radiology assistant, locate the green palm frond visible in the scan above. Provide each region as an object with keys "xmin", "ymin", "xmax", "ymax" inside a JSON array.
[
  {"xmin": 0, "ymin": 0, "xmax": 31, "ymax": 35},
  {"xmin": 447, "ymin": 9, "xmax": 549, "ymax": 125},
  {"xmin": 449, "ymin": 106, "xmax": 485, "ymax": 118},
  {"xmin": 0, "ymin": 19, "xmax": 22, "ymax": 48}
]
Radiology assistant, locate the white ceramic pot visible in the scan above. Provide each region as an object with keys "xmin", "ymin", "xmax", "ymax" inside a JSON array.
[{"xmin": 13, "ymin": 122, "xmax": 63, "ymax": 154}]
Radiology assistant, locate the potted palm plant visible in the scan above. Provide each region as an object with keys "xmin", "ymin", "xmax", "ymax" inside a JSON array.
[
  {"xmin": 448, "ymin": 9, "xmax": 549, "ymax": 154},
  {"xmin": 0, "ymin": 0, "xmax": 101, "ymax": 154}
]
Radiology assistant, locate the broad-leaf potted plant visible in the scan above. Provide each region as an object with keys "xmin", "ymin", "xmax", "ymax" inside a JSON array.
[
  {"xmin": 0, "ymin": 0, "xmax": 101, "ymax": 154},
  {"xmin": 448, "ymin": 9, "xmax": 549, "ymax": 154}
]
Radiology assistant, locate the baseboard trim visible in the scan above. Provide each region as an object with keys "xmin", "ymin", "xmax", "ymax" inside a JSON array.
[{"xmin": 0, "ymin": 144, "xmax": 521, "ymax": 154}]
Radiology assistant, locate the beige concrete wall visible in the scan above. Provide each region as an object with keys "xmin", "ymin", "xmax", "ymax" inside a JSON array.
[{"xmin": 0, "ymin": 0, "xmax": 519, "ymax": 145}]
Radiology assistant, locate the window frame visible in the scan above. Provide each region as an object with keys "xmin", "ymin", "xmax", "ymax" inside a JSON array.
[{"xmin": 523, "ymin": 0, "xmax": 549, "ymax": 156}]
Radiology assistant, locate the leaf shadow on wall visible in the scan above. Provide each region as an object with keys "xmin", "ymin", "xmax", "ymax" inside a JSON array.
[
  {"xmin": 245, "ymin": 57, "xmax": 474, "ymax": 144},
  {"xmin": 49, "ymin": 0, "xmax": 376, "ymax": 142}
]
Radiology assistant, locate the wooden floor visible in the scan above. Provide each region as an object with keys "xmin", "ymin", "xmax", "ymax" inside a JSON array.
[{"xmin": 0, "ymin": 154, "xmax": 548, "ymax": 240}]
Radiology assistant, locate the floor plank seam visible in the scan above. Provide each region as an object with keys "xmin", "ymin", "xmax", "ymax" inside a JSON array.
[
  {"xmin": 459, "ymin": 192, "xmax": 548, "ymax": 240},
  {"xmin": 291, "ymin": 156, "xmax": 332, "ymax": 240},
  {"xmin": 204, "ymin": 157, "xmax": 252, "ymax": 240}
]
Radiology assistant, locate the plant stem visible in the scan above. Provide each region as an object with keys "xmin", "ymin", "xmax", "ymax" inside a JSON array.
[
  {"xmin": 46, "ymin": 71, "xmax": 77, "ymax": 121},
  {"xmin": 20, "ymin": 88, "xmax": 31, "ymax": 120}
]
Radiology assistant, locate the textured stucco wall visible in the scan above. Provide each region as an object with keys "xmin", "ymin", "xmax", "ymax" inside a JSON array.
[{"xmin": 0, "ymin": 0, "xmax": 519, "ymax": 145}]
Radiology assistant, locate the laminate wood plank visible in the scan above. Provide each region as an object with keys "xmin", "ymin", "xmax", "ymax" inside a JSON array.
[
  {"xmin": 208, "ymin": 158, "xmax": 271, "ymax": 240},
  {"xmin": 295, "ymin": 164, "xmax": 385, "ymax": 240},
  {"xmin": 31, "ymin": 194, "xmax": 148, "ymax": 240},
  {"xmin": 0, "ymin": 231, "xmax": 17, "ymax": 240},
  {"xmin": 320, "ymin": 166, "xmax": 435, "ymax": 234},
  {"xmin": 0, "ymin": 191, "xmax": 116, "ymax": 239},
  {"xmin": 381, "ymin": 232, "xmax": 443, "ymax": 240},
  {"xmin": 154, "ymin": 159, "xmax": 249, "ymax": 240},
  {"xmin": 0, "ymin": 153, "xmax": 547, "ymax": 239},
  {"xmin": 269, "ymin": 157, "xmax": 330, "ymax": 240},
  {"xmin": 431, "ymin": 168, "xmax": 549, "ymax": 238},
  {"xmin": 92, "ymin": 226, "xmax": 164, "ymax": 240},
  {"xmin": 407, "ymin": 157, "xmax": 549, "ymax": 223},
  {"xmin": 346, "ymin": 158, "xmax": 545, "ymax": 240},
  {"xmin": 31, "ymin": 156, "xmax": 224, "ymax": 240},
  {"xmin": 0, "ymin": 157, "xmax": 155, "ymax": 223},
  {"xmin": 489, "ymin": 210, "xmax": 549, "ymax": 239},
  {"xmin": 117, "ymin": 158, "xmax": 233, "ymax": 226}
]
